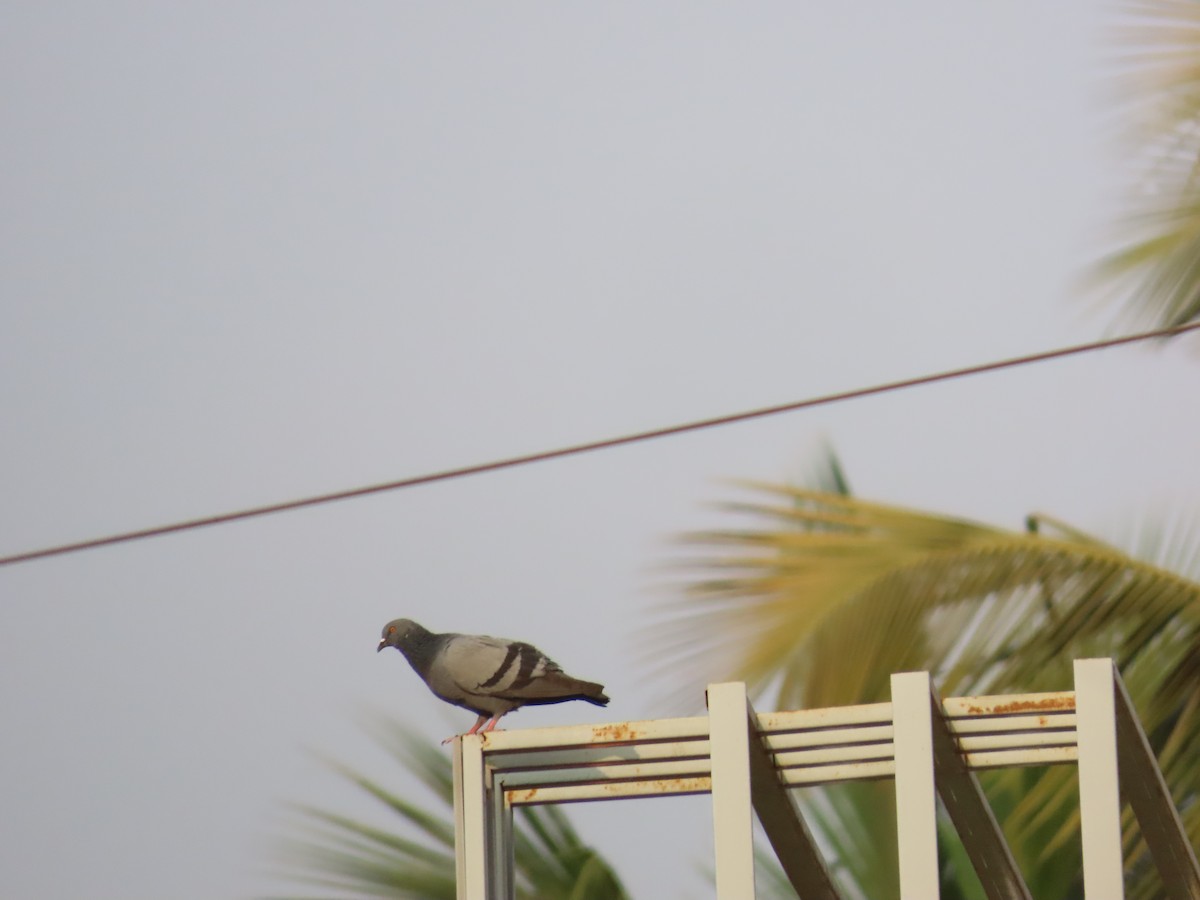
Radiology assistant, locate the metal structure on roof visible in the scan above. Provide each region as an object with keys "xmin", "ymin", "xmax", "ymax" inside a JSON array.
[{"xmin": 450, "ymin": 658, "xmax": 1200, "ymax": 899}]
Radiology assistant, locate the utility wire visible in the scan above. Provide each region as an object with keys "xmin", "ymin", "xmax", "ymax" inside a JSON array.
[{"xmin": 2, "ymin": 320, "xmax": 1198, "ymax": 568}]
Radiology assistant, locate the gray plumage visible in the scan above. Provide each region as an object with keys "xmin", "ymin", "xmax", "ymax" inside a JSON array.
[{"xmin": 377, "ymin": 618, "xmax": 609, "ymax": 735}]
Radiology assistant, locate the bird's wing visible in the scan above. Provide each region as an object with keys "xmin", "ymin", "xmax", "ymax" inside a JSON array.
[{"xmin": 435, "ymin": 634, "xmax": 561, "ymax": 698}]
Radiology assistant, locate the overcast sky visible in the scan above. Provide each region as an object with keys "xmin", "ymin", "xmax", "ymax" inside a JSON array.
[{"xmin": 3, "ymin": 3, "xmax": 1198, "ymax": 898}]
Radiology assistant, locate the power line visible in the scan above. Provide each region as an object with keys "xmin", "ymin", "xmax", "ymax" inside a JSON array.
[{"xmin": 2, "ymin": 320, "xmax": 1198, "ymax": 568}]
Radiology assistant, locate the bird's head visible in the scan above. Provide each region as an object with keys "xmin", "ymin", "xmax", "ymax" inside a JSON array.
[{"xmin": 378, "ymin": 618, "xmax": 420, "ymax": 653}]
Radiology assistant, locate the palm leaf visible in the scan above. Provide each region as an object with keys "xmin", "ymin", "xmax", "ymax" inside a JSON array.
[
  {"xmin": 270, "ymin": 722, "xmax": 629, "ymax": 900},
  {"xmin": 1093, "ymin": 0, "xmax": 1200, "ymax": 329},
  {"xmin": 670, "ymin": 481, "xmax": 1200, "ymax": 898}
]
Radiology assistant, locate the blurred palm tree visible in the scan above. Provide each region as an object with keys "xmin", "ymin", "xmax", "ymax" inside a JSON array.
[
  {"xmin": 274, "ymin": 446, "xmax": 1200, "ymax": 899},
  {"xmin": 1095, "ymin": 1, "xmax": 1200, "ymax": 329},
  {"xmin": 662, "ymin": 448, "xmax": 1200, "ymax": 899},
  {"xmin": 269, "ymin": 719, "xmax": 628, "ymax": 900},
  {"xmin": 271, "ymin": 5, "xmax": 1200, "ymax": 892}
]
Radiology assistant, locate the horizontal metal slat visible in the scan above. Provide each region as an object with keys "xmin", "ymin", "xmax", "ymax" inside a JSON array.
[
  {"xmin": 497, "ymin": 758, "xmax": 712, "ymax": 789},
  {"xmin": 486, "ymin": 738, "xmax": 711, "ymax": 772},
  {"xmin": 506, "ymin": 776, "xmax": 713, "ymax": 805},
  {"xmin": 756, "ymin": 702, "xmax": 893, "ymax": 732},
  {"xmin": 964, "ymin": 746, "xmax": 1079, "ymax": 770},
  {"xmin": 942, "ymin": 692, "xmax": 1075, "ymax": 717},
  {"xmin": 949, "ymin": 713, "xmax": 1077, "ymax": 735},
  {"xmin": 956, "ymin": 730, "xmax": 1077, "ymax": 752},
  {"xmin": 763, "ymin": 723, "xmax": 895, "ymax": 751},
  {"xmin": 478, "ymin": 715, "xmax": 710, "ymax": 752},
  {"xmin": 774, "ymin": 743, "xmax": 895, "ymax": 768}
]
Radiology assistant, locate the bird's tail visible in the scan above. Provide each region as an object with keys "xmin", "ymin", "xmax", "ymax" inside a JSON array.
[
  {"xmin": 575, "ymin": 679, "xmax": 609, "ymax": 706},
  {"xmin": 513, "ymin": 673, "xmax": 611, "ymax": 706}
]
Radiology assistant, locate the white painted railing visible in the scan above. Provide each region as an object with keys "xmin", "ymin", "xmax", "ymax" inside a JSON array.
[{"xmin": 451, "ymin": 658, "xmax": 1200, "ymax": 899}]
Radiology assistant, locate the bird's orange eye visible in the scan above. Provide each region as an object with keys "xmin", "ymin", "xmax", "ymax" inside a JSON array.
[{"xmin": 388, "ymin": 625, "xmax": 396, "ymax": 635}]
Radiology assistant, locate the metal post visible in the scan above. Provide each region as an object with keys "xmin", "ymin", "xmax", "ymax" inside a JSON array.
[
  {"xmin": 489, "ymin": 770, "xmax": 513, "ymax": 899},
  {"xmin": 1112, "ymin": 669, "xmax": 1200, "ymax": 898},
  {"xmin": 452, "ymin": 736, "xmax": 468, "ymax": 900},
  {"xmin": 891, "ymin": 672, "xmax": 941, "ymax": 899},
  {"xmin": 743, "ymin": 695, "xmax": 842, "ymax": 899},
  {"xmin": 928, "ymin": 691, "xmax": 1032, "ymax": 899},
  {"xmin": 443, "ymin": 665, "xmax": 1194, "ymax": 900},
  {"xmin": 459, "ymin": 733, "xmax": 489, "ymax": 900},
  {"xmin": 1074, "ymin": 658, "xmax": 1125, "ymax": 899},
  {"xmin": 708, "ymin": 682, "xmax": 758, "ymax": 898}
]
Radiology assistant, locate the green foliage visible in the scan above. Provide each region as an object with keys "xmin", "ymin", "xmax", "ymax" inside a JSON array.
[
  {"xmin": 670, "ymin": 461, "xmax": 1200, "ymax": 898},
  {"xmin": 1093, "ymin": 1, "xmax": 1200, "ymax": 329},
  {"xmin": 276, "ymin": 437, "xmax": 1200, "ymax": 897},
  {"xmin": 269, "ymin": 4, "xmax": 1200, "ymax": 893},
  {"xmin": 270, "ymin": 720, "xmax": 629, "ymax": 900}
]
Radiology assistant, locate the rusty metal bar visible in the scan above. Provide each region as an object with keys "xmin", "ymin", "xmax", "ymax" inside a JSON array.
[
  {"xmin": 476, "ymin": 716, "xmax": 709, "ymax": 752},
  {"xmin": 448, "ymin": 663, "xmax": 1191, "ymax": 900},
  {"xmin": 500, "ymin": 758, "xmax": 711, "ymax": 789},
  {"xmin": 506, "ymin": 776, "xmax": 712, "ymax": 806},
  {"xmin": 942, "ymin": 692, "xmax": 1077, "ymax": 717}
]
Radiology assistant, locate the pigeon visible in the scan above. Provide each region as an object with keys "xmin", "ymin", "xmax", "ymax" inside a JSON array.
[{"xmin": 377, "ymin": 618, "xmax": 609, "ymax": 737}]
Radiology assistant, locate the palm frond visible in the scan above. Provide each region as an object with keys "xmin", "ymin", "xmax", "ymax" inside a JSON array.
[
  {"xmin": 669, "ymin": 482, "xmax": 1200, "ymax": 897},
  {"xmin": 1093, "ymin": 1, "xmax": 1200, "ymax": 329},
  {"xmin": 271, "ymin": 723, "xmax": 629, "ymax": 900}
]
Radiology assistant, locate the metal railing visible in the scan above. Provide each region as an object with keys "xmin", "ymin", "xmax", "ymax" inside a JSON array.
[{"xmin": 451, "ymin": 658, "xmax": 1200, "ymax": 899}]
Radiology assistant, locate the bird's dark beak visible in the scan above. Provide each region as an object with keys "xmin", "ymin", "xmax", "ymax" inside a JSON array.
[{"xmin": 377, "ymin": 638, "xmax": 387, "ymax": 653}]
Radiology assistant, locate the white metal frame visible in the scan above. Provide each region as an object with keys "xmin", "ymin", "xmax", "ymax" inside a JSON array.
[{"xmin": 451, "ymin": 658, "xmax": 1199, "ymax": 899}]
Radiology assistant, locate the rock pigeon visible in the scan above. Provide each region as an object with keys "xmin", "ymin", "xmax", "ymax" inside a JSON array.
[{"xmin": 377, "ymin": 618, "xmax": 609, "ymax": 737}]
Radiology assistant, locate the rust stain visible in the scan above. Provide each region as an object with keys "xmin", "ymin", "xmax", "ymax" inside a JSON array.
[
  {"xmin": 643, "ymin": 777, "xmax": 709, "ymax": 794},
  {"xmin": 590, "ymin": 722, "xmax": 642, "ymax": 744},
  {"xmin": 509, "ymin": 777, "xmax": 710, "ymax": 805},
  {"xmin": 599, "ymin": 777, "xmax": 710, "ymax": 795},
  {"xmin": 964, "ymin": 695, "xmax": 1076, "ymax": 716}
]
